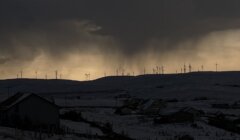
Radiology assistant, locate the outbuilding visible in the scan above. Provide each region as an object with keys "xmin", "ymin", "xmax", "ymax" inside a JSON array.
[{"xmin": 0, "ymin": 92, "xmax": 59, "ymax": 129}]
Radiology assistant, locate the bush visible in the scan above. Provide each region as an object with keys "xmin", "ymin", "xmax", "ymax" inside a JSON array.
[{"xmin": 60, "ymin": 111, "xmax": 82, "ymax": 121}]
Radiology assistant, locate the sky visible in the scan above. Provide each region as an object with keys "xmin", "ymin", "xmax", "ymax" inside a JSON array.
[{"xmin": 1, "ymin": 0, "xmax": 240, "ymax": 80}]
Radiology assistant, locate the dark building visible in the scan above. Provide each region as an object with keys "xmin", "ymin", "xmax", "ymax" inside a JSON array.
[{"xmin": 0, "ymin": 93, "xmax": 59, "ymax": 129}]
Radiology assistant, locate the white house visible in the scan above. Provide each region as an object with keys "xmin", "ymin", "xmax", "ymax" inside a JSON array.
[{"xmin": 0, "ymin": 93, "xmax": 59, "ymax": 129}]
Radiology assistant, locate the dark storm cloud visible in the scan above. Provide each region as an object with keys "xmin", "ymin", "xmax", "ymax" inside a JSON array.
[{"xmin": 1, "ymin": 0, "xmax": 240, "ymax": 60}]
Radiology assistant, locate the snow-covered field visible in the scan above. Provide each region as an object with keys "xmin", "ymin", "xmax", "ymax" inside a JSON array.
[{"xmin": 0, "ymin": 72, "xmax": 240, "ymax": 140}]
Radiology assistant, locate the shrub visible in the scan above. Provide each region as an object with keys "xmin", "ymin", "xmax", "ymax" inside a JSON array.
[{"xmin": 60, "ymin": 111, "xmax": 82, "ymax": 121}]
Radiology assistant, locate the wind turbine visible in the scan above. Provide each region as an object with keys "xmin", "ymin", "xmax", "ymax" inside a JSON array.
[
  {"xmin": 85, "ymin": 73, "xmax": 90, "ymax": 80},
  {"xmin": 161, "ymin": 66, "xmax": 164, "ymax": 74},
  {"xmin": 35, "ymin": 70, "xmax": 38, "ymax": 79},
  {"xmin": 116, "ymin": 69, "xmax": 119, "ymax": 76},
  {"xmin": 183, "ymin": 64, "xmax": 186, "ymax": 73},
  {"xmin": 55, "ymin": 70, "xmax": 58, "ymax": 79},
  {"xmin": 189, "ymin": 64, "xmax": 192, "ymax": 73},
  {"xmin": 20, "ymin": 70, "xmax": 23, "ymax": 79},
  {"xmin": 122, "ymin": 68, "xmax": 125, "ymax": 76},
  {"xmin": 153, "ymin": 68, "xmax": 155, "ymax": 74}
]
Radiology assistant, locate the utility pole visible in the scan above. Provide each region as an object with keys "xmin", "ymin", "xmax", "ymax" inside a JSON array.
[
  {"xmin": 201, "ymin": 65, "xmax": 204, "ymax": 72},
  {"xmin": 143, "ymin": 67, "xmax": 146, "ymax": 75}
]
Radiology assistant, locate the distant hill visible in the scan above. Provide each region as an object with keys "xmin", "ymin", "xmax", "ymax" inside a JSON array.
[{"xmin": 0, "ymin": 72, "xmax": 240, "ymax": 99}]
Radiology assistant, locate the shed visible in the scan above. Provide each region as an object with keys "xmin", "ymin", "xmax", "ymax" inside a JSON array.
[{"xmin": 0, "ymin": 93, "xmax": 59, "ymax": 129}]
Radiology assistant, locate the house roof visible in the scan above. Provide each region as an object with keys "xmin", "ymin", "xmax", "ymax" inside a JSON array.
[{"xmin": 0, "ymin": 92, "xmax": 58, "ymax": 111}]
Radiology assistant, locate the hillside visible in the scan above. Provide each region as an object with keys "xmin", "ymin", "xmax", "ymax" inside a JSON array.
[
  {"xmin": 0, "ymin": 72, "xmax": 240, "ymax": 100},
  {"xmin": 0, "ymin": 71, "xmax": 240, "ymax": 140}
]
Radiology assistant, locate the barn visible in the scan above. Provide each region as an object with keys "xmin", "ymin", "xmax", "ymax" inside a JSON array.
[{"xmin": 0, "ymin": 93, "xmax": 59, "ymax": 129}]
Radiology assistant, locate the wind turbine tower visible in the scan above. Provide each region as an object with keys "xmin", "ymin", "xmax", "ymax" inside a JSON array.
[
  {"xmin": 183, "ymin": 64, "xmax": 186, "ymax": 73},
  {"xmin": 189, "ymin": 64, "xmax": 192, "ymax": 73},
  {"xmin": 20, "ymin": 70, "xmax": 23, "ymax": 79},
  {"xmin": 55, "ymin": 70, "xmax": 58, "ymax": 79},
  {"xmin": 35, "ymin": 70, "xmax": 38, "ymax": 79},
  {"xmin": 216, "ymin": 63, "xmax": 218, "ymax": 72},
  {"xmin": 162, "ymin": 66, "xmax": 164, "ymax": 74}
]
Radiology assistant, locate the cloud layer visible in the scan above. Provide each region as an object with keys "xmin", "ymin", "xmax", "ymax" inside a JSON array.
[{"xmin": 1, "ymin": 0, "xmax": 240, "ymax": 79}]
